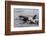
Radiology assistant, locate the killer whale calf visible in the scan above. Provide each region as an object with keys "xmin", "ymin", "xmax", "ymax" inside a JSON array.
[{"xmin": 19, "ymin": 15, "xmax": 38, "ymax": 24}]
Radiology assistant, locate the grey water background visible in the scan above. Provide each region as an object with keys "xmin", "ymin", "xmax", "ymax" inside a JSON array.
[{"xmin": 14, "ymin": 8, "xmax": 39, "ymax": 27}]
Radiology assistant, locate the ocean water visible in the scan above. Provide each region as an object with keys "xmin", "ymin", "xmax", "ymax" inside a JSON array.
[{"xmin": 14, "ymin": 19, "xmax": 39, "ymax": 27}]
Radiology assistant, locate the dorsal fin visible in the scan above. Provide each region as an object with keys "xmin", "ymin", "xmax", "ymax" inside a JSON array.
[{"xmin": 33, "ymin": 15, "xmax": 37, "ymax": 19}]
